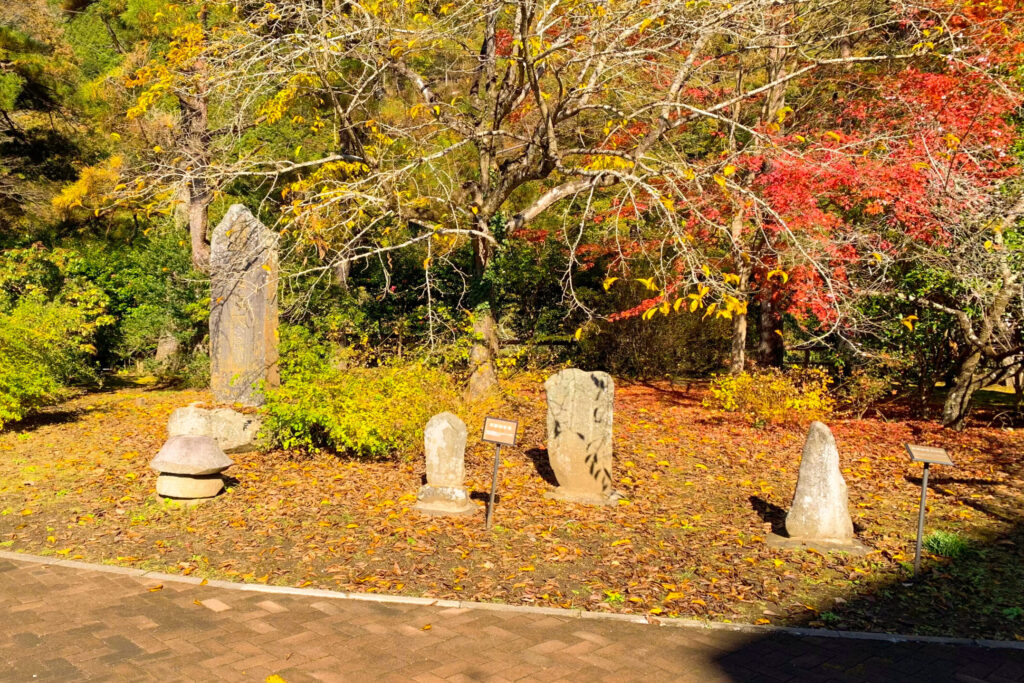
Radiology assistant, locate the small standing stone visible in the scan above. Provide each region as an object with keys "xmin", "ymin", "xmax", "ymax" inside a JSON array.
[
  {"xmin": 150, "ymin": 435, "xmax": 233, "ymax": 502},
  {"xmin": 414, "ymin": 412, "xmax": 476, "ymax": 516},
  {"xmin": 209, "ymin": 204, "xmax": 280, "ymax": 407},
  {"xmin": 785, "ymin": 421, "xmax": 855, "ymax": 543},
  {"xmin": 544, "ymin": 369, "xmax": 619, "ymax": 505}
]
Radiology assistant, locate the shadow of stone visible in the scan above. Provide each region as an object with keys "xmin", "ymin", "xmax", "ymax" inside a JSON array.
[
  {"xmin": 524, "ymin": 448, "xmax": 559, "ymax": 487},
  {"xmin": 222, "ymin": 475, "xmax": 241, "ymax": 489},
  {"xmin": 750, "ymin": 495, "xmax": 787, "ymax": 536}
]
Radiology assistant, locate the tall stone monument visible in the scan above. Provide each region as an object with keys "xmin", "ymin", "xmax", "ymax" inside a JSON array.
[
  {"xmin": 210, "ymin": 205, "xmax": 279, "ymax": 406},
  {"xmin": 544, "ymin": 369, "xmax": 619, "ymax": 505},
  {"xmin": 772, "ymin": 421, "xmax": 865, "ymax": 552},
  {"xmin": 414, "ymin": 412, "xmax": 476, "ymax": 515}
]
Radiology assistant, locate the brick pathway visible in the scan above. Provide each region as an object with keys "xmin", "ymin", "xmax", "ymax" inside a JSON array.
[{"xmin": 1, "ymin": 555, "xmax": 1023, "ymax": 682}]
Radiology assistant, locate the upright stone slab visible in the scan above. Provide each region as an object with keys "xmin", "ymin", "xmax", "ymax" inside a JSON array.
[
  {"xmin": 544, "ymin": 369, "xmax": 619, "ymax": 505},
  {"xmin": 210, "ymin": 205, "xmax": 279, "ymax": 406},
  {"xmin": 414, "ymin": 412, "xmax": 475, "ymax": 516},
  {"xmin": 784, "ymin": 421, "xmax": 856, "ymax": 545}
]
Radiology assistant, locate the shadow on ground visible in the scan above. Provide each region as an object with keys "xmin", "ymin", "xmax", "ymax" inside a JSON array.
[
  {"xmin": 524, "ymin": 447, "xmax": 559, "ymax": 487},
  {"xmin": 713, "ymin": 504, "xmax": 1024, "ymax": 680}
]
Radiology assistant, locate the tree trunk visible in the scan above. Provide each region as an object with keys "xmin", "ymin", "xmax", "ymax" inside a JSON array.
[
  {"xmin": 465, "ymin": 308, "xmax": 499, "ymax": 401},
  {"xmin": 757, "ymin": 288, "xmax": 785, "ymax": 367},
  {"xmin": 179, "ymin": 59, "xmax": 211, "ymax": 271},
  {"xmin": 730, "ymin": 311, "xmax": 748, "ymax": 375},
  {"xmin": 186, "ymin": 185, "xmax": 211, "ymax": 270},
  {"xmin": 333, "ymin": 257, "xmax": 351, "ymax": 291},
  {"xmin": 729, "ymin": 211, "xmax": 751, "ymax": 375},
  {"xmin": 942, "ymin": 350, "xmax": 984, "ymax": 430}
]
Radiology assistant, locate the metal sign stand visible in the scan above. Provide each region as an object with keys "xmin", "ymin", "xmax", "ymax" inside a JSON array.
[
  {"xmin": 486, "ymin": 443, "xmax": 501, "ymax": 530},
  {"xmin": 480, "ymin": 416, "xmax": 518, "ymax": 531},
  {"xmin": 905, "ymin": 444, "xmax": 954, "ymax": 577},
  {"xmin": 914, "ymin": 461, "xmax": 930, "ymax": 576}
]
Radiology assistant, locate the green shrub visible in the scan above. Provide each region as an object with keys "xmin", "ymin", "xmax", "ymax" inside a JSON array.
[
  {"xmin": 262, "ymin": 326, "xmax": 463, "ymax": 457},
  {"xmin": 0, "ymin": 248, "xmax": 113, "ymax": 429},
  {"xmin": 704, "ymin": 368, "xmax": 834, "ymax": 427},
  {"xmin": 924, "ymin": 530, "xmax": 970, "ymax": 559}
]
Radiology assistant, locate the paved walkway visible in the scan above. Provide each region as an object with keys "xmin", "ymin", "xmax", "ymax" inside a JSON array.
[{"xmin": 1, "ymin": 554, "xmax": 1023, "ymax": 682}]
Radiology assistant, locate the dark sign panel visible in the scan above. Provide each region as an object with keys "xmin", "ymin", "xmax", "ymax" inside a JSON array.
[
  {"xmin": 905, "ymin": 444, "xmax": 954, "ymax": 466},
  {"xmin": 482, "ymin": 417, "xmax": 518, "ymax": 446}
]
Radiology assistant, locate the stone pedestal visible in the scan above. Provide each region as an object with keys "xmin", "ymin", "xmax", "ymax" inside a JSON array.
[
  {"xmin": 210, "ymin": 205, "xmax": 279, "ymax": 407},
  {"xmin": 414, "ymin": 412, "xmax": 476, "ymax": 516},
  {"xmin": 544, "ymin": 369, "xmax": 620, "ymax": 506}
]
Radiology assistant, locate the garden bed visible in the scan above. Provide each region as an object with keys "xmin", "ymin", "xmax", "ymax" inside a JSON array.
[{"xmin": 1, "ymin": 378, "xmax": 1023, "ymax": 640}]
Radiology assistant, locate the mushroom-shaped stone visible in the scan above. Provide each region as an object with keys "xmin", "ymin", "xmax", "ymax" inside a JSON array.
[
  {"xmin": 151, "ymin": 435, "xmax": 233, "ymax": 475},
  {"xmin": 150, "ymin": 435, "xmax": 233, "ymax": 501}
]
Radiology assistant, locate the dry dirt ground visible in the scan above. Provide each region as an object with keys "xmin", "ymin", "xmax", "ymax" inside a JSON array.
[{"xmin": 2, "ymin": 378, "xmax": 1023, "ymax": 640}]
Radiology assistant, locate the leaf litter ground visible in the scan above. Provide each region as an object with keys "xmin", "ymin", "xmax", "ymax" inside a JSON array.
[{"xmin": 1, "ymin": 379, "xmax": 1023, "ymax": 639}]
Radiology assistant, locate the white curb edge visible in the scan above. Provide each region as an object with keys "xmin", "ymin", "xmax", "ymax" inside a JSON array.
[{"xmin": 2, "ymin": 549, "xmax": 1022, "ymax": 651}]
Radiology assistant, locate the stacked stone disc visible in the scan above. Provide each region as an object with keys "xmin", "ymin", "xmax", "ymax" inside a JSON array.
[{"xmin": 150, "ymin": 435, "xmax": 233, "ymax": 503}]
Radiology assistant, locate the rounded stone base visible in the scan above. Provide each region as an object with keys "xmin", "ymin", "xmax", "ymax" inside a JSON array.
[
  {"xmin": 766, "ymin": 532, "xmax": 869, "ymax": 555},
  {"xmin": 156, "ymin": 473, "xmax": 225, "ymax": 500},
  {"xmin": 413, "ymin": 485, "xmax": 478, "ymax": 516}
]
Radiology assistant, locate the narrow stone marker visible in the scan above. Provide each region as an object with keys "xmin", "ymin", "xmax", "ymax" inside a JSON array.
[
  {"xmin": 414, "ymin": 412, "xmax": 476, "ymax": 516},
  {"xmin": 544, "ymin": 368, "xmax": 620, "ymax": 506},
  {"xmin": 209, "ymin": 204, "xmax": 279, "ymax": 407},
  {"xmin": 770, "ymin": 421, "xmax": 867, "ymax": 553}
]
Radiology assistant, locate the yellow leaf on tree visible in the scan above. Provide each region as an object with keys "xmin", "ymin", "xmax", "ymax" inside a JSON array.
[
  {"xmin": 574, "ymin": 327, "xmax": 583, "ymax": 341},
  {"xmin": 901, "ymin": 315, "xmax": 918, "ymax": 331},
  {"xmin": 636, "ymin": 277, "xmax": 658, "ymax": 291},
  {"xmin": 602, "ymin": 276, "xmax": 619, "ymax": 291},
  {"xmin": 723, "ymin": 164, "xmax": 736, "ymax": 176},
  {"xmin": 713, "ymin": 175, "xmax": 726, "ymax": 188},
  {"xmin": 766, "ymin": 268, "xmax": 789, "ymax": 284}
]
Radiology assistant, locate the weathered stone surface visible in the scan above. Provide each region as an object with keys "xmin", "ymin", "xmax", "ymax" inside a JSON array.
[
  {"xmin": 150, "ymin": 435, "xmax": 233, "ymax": 476},
  {"xmin": 167, "ymin": 404, "xmax": 261, "ymax": 453},
  {"xmin": 209, "ymin": 204, "xmax": 280, "ymax": 407},
  {"xmin": 785, "ymin": 421, "xmax": 855, "ymax": 543},
  {"xmin": 544, "ymin": 369, "xmax": 619, "ymax": 505},
  {"xmin": 156, "ymin": 473, "xmax": 224, "ymax": 500},
  {"xmin": 414, "ymin": 412, "xmax": 476, "ymax": 516}
]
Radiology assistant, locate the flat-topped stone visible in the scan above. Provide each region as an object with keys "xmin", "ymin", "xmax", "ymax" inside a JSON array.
[
  {"xmin": 150, "ymin": 435, "xmax": 233, "ymax": 476},
  {"xmin": 544, "ymin": 369, "xmax": 619, "ymax": 506}
]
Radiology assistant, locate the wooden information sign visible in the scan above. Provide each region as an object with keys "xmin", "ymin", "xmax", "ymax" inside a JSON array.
[
  {"xmin": 482, "ymin": 417, "xmax": 518, "ymax": 446},
  {"xmin": 481, "ymin": 417, "xmax": 518, "ymax": 529},
  {"xmin": 905, "ymin": 444, "xmax": 954, "ymax": 466},
  {"xmin": 905, "ymin": 443, "xmax": 955, "ymax": 575}
]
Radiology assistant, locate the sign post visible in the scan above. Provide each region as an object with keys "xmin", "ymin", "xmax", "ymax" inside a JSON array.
[
  {"xmin": 905, "ymin": 444, "xmax": 954, "ymax": 576},
  {"xmin": 481, "ymin": 417, "xmax": 518, "ymax": 530}
]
